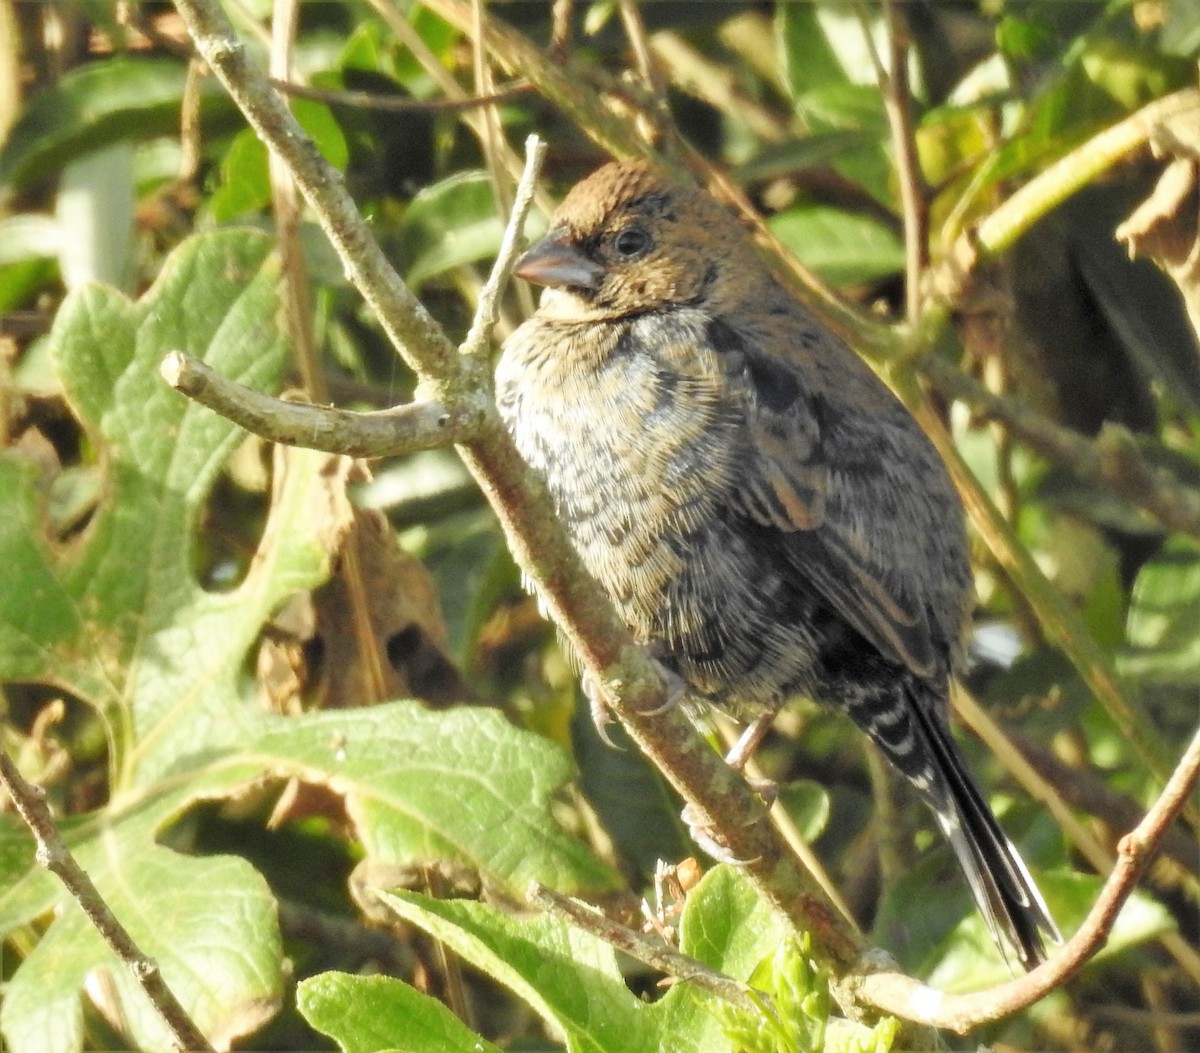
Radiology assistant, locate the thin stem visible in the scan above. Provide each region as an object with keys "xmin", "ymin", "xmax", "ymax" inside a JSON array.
[
  {"xmin": 528, "ymin": 881, "xmax": 758, "ymax": 1011},
  {"xmin": 462, "ymin": 135, "xmax": 547, "ymax": 357},
  {"xmin": 872, "ymin": 0, "xmax": 928, "ymax": 325},
  {"xmin": 270, "ymin": 76, "xmax": 533, "ymax": 112}
]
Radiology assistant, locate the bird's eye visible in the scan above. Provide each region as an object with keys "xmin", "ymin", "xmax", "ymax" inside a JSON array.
[{"xmin": 613, "ymin": 226, "xmax": 651, "ymax": 259}]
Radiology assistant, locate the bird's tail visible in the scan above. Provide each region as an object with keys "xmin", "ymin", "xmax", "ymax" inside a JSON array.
[{"xmin": 845, "ymin": 680, "xmax": 1060, "ymax": 970}]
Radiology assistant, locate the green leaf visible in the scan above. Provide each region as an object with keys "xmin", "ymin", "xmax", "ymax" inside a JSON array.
[
  {"xmin": 299, "ymin": 972, "xmax": 504, "ymax": 1053},
  {"xmin": 0, "ymin": 56, "xmax": 239, "ymax": 192},
  {"xmin": 678, "ymin": 865, "xmax": 789, "ymax": 980},
  {"xmin": 369, "ymin": 867, "xmax": 816, "ymax": 1053},
  {"xmin": 207, "ymin": 129, "xmax": 272, "ymax": 222},
  {"xmin": 732, "ymin": 132, "xmax": 877, "ymax": 184},
  {"xmin": 1121, "ymin": 538, "xmax": 1200, "ymax": 685},
  {"xmin": 877, "ymin": 855, "xmax": 1173, "ymax": 991},
  {"xmin": 0, "ymin": 229, "xmax": 319, "ymax": 790},
  {"xmin": 924, "ymin": 870, "xmax": 1174, "ymax": 993},
  {"xmin": 768, "ymin": 206, "xmax": 903, "ymax": 286},
  {"xmin": 394, "ymin": 170, "xmax": 547, "ymax": 290},
  {"xmin": 775, "ymin": 3, "xmax": 846, "ymax": 102},
  {"xmin": 192, "ymin": 702, "xmax": 616, "ymax": 895},
  {"xmin": 292, "ymin": 96, "xmax": 350, "ymax": 171},
  {"xmin": 778, "ymin": 780, "xmax": 831, "ymax": 843},
  {"xmin": 377, "ymin": 889, "xmax": 665, "ymax": 1053}
]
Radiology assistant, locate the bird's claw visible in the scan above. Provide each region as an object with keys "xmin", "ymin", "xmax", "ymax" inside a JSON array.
[
  {"xmin": 582, "ymin": 670, "xmax": 623, "ymax": 749},
  {"xmin": 680, "ymin": 802, "xmax": 762, "ymax": 866}
]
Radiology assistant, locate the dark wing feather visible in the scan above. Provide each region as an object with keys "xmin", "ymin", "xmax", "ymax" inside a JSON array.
[{"xmin": 724, "ymin": 328, "xmax": 941, "ymax": 680}]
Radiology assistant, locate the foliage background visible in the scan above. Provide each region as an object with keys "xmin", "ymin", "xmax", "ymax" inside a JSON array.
[{"xmin": 0, "ymin": 1, "xmax": 1198, "ymax": 1051}]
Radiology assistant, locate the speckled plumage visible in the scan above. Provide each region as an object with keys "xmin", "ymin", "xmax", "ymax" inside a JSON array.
[{"xmin": 496, "ymin": 159, "xmax": 1057, "ymax": 968}]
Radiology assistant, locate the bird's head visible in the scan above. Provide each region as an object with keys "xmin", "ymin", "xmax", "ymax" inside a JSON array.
[{"xmin": 514, "ymin": 159, "xmax": 752, "ymax": 322}]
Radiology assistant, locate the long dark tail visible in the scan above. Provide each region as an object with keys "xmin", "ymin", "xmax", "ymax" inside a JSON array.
[{"xmin": 844, "ymin": 680, "xmax": 1060, "ymax": 970}]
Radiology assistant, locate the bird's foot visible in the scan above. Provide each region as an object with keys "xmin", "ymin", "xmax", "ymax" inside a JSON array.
[
  {"xmin": 581, "ymin": 669, "xmax": 622, "ymax": 748},
  {"xmin": 681, "ymin": 802, "xmax": 760, "ymax": 865},
  {"xmin": 582, "ymin": 655, "xmax": 687, "ymax": 747}
]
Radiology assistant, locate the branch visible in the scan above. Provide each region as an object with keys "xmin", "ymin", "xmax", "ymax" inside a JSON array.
[
  {"xmin": 849, "ymin": 722, "xmax": 1200, "ymax": 1033},
  {"xmin": 160, "ymin": 353, "xmax": 483, "ymax": 456},
  {"xmin": 270, "ymin": 76, "xmax": 534, "ymax": 112},
  {"xmin": 0, "ymin": 748, "xmax": 214, "ymax": 1053},
  {"xmin": 528, "ymin": 881, "xmax": 758, "ymax": 1012}
]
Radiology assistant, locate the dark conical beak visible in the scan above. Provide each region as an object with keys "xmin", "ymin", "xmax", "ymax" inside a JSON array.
[{"xmin": 513, "ymin": 229, "xmax": 603, "ymax": 291}]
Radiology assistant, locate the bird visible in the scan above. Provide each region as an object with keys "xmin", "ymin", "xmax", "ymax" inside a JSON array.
[{"xmin": 494, "ymin": 157, "xmax": 1059, "ymax": 969}]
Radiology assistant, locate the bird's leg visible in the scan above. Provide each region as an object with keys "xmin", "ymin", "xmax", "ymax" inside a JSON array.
[
  {"xmin": 724, "ymin": 713, "xmax": 775, "ymax": 771},
  {"xmin": 680, "ymin": 713, "xmax": 782, "ymax": 865},
  {"xmin": 724, "ymin": 713, "xmax": 779, "ymax": 807}
]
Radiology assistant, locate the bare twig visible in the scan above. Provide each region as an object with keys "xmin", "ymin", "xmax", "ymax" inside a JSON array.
[
  {"xmin": 269, "ymin": 76, "xmax": 533, "ymax": 112},
  {"xmin": 850, "ymin": 723, "xmax": 1200, "ymax": 1033},
  {"xmin": 867, "ymin": 0, "xmax": 928, "ymax": 325},
  {"xmin": 0, "ymin": 748, "xmax": 214, "ymax": 1053},
  {"xmin": 528, "ymin": 881, "xmax": 758, "ymax": 1011},
  {"xmin": 160, "ymin": 352, "xmax": 483, "ymax": 455},
  {"xmin": 462, "ymin": 135, "xmax": 547, "ymax": 357}
]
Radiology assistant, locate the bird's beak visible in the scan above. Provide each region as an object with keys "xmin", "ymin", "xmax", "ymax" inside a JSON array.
[{"xmin": 513, "ymin": 230, "xmax": 603, "ymax": 291}]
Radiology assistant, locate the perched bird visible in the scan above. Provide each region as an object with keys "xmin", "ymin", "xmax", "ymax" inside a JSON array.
[{"xmin": 496, "ymin": 159, "xmax": 1059, "ymax": 968}]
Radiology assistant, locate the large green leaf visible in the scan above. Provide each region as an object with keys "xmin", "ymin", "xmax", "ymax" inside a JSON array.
[
  {"xmin": 0, "ymin": 56, "xmax": 240, "ymax": 192},
  {"xmin": 0, "ymin": 229, "xmax": 304, "ymax": 791},
  {"xmin": 768, "ymin": 205, "xmax": 903, "ymax": 286},
  {"xmin": 299, "ymin": 972, "xmax": 504, "ymax": 1053},
  {"xmin": 0, "ymin": 795, "xmax": 281, "ymax": 1053},
  {"xmin": 191, "ymin": 702, "xmax": 616, "ymax": 894}
]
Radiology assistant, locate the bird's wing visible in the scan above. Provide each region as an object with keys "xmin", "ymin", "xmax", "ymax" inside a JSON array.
[{"xmin": 720, "ymin": 320, "xmax": 942, "ymax": 680}]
